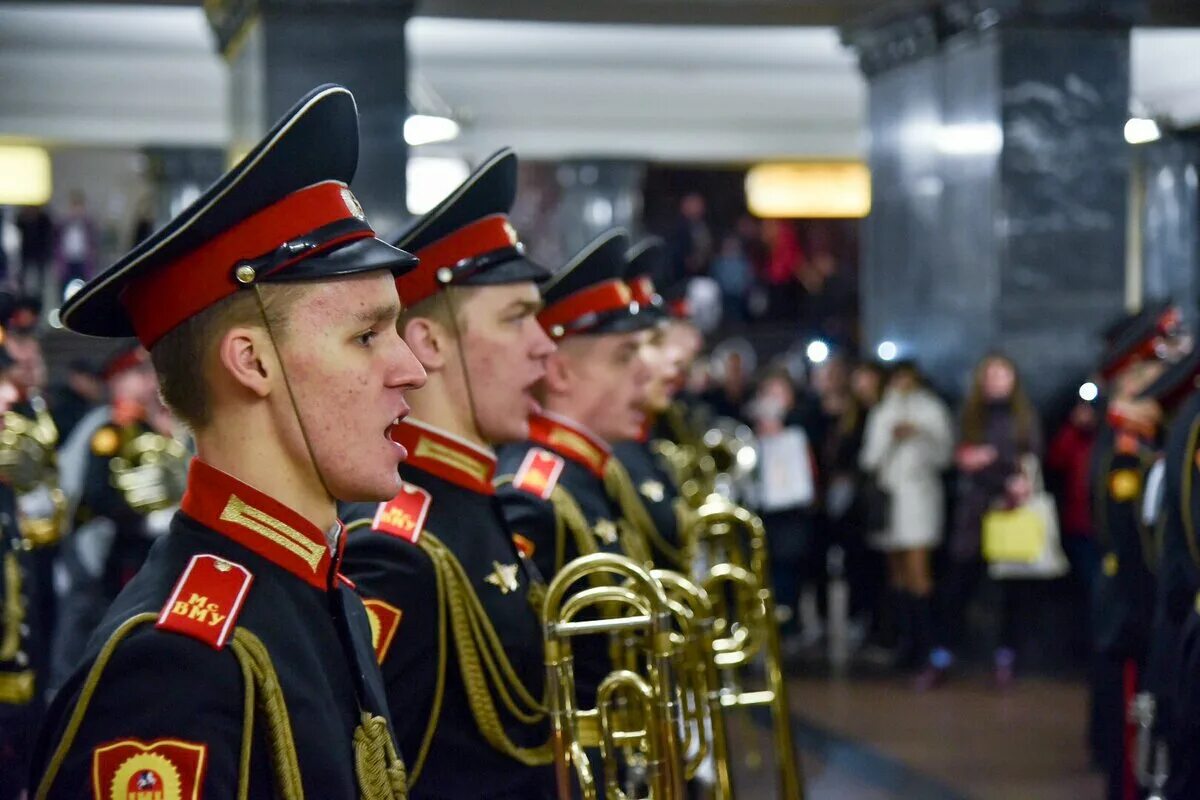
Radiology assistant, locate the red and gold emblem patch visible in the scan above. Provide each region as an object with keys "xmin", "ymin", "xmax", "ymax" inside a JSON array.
[
  {"xmin": 371, "ymin": 483, "xmax": 431, "ymax": 543},
  {"xmin": 92, "ymin": 738, "xmax": 206, "ymax": 800},
  {"xmin": 513, "ymin": 448, "xmax": 564, "ymax": 501},
  {"xmin": 362, "ymin": 598, "xmax": 403, "ymax": 664}
]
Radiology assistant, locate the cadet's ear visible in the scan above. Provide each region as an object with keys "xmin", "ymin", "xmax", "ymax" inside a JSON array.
[
  {"xmin": 216, "ymin": 326, "xmax": 275, "ymax": 399},
  {"xmin": 402, "ymin": 316, "xmax": 448, "ymax": 372},
  {"xmin": 542, "ymin": 349, "xmax": 573, "ymax": 396}
]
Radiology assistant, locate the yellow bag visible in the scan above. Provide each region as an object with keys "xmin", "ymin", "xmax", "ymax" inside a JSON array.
[{"xmin": 982, "ymin": 505, "xmax": 1046, "ymax": 565}]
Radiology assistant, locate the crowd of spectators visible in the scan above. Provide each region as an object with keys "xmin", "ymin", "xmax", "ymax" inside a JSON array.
[{"xmin": 683, "ymin": 342, "xmax": 1099, "ymax": 689}]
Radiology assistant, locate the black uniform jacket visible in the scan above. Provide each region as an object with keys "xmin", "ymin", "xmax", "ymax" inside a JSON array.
[
  {"xmin": 341, "ymin": 419, "xmax": 552, "ymax": 800},
  {"xmin": 1, "ymin": 478, "xmax": 39, "ymax": 799},
  {"xmin": 496, "ymin": 411, "xmax": 630, "ymax": 707},
  {"xmin": 30, "ymin": 458, "xmax": 397, "ymax": 799},
  {"xmin": 611, "ymin": 437, "xmax": 687, "ymax": 570},
  {"xmin": 1091, "ymin": 423, "xmax": 1158, "ymax": 660}
]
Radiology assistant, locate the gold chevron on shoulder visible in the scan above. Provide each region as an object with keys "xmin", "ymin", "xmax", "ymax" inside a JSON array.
[{"xmin": 220, "ymin": 494, "xmax": 325, "ymax": 572}]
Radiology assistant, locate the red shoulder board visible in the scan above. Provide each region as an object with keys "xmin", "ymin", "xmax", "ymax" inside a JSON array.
[
  {"xmin": 156, "ymin": 554, "xmax": 253, "ymax": 650},
  {"xmin": 371, "ymin": 482, "xmax": 432, "ymax": 543},
  {"xmin": 513, "ymin": 448, "xmax": 565, "ymax": 501},
  {"xmin": 93, "ymin": 737, "xmax": 207, "ymax": 800}
]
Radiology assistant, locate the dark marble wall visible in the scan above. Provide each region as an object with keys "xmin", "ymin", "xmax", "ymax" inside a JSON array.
[
  {"xmin": 550, "ymin": 160, "xmax": 646, "ymax": 259},
  {"xmin": 1141, "ymin": 135, "xmax": 1200, "ymax": 332},
  {"xmin": 860, "ymin": 26, "xmax": 1130, "ymax": 406},
  {"xmin": 226, "ymin": 8, "xmax": 412, "ymax": 234}
]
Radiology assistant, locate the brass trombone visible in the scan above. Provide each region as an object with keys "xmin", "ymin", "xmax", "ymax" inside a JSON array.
[
  {"xmin": 686, "ymin": 497, "xmax": 804, "ymax": 800},
  {"xmin": 542, "ymin": 552, "xmax": 686, "ymax": 800}
]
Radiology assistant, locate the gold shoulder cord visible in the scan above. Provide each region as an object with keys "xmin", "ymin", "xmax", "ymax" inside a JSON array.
[
  {"xmin": 1, "ymin": 549, "xmax": 25, "ymax": 661},
  {"xmin": 419, "ymin": 532, "xmax": 552, "ymax": 767},
  {"xmin": 1180, "ymin": 415, "xmax": 1200, "ymax": 570},
  {"xmin": 34, "ymin": 614, "xmax": 404, "ymax": 800},
  {"xmin": 603, "ymin": 458, "xmax": 673, "ymax": 568}
]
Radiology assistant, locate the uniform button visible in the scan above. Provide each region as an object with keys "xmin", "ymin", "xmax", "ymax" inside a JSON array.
[
  {"xmin": 15, "ymin": 651, "xmax": 27, "ymax": 667},
  {"xmin": 19, "ymin": 624, "xmax": 29, "ymax": 637}
]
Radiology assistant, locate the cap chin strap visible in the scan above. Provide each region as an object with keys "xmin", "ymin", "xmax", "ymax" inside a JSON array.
[
  {"xmin": 439, "ymin": 288, "xmax": 488, "ymax": 447},
  {"xmin": 252, "ymin": 284, "xmax": 337, "ymax": 510}
]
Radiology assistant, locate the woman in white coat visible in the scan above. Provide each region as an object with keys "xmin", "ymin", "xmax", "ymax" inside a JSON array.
[{"xmin": 860, "ymin": 361, "xmax": 954, "ymax": 671}]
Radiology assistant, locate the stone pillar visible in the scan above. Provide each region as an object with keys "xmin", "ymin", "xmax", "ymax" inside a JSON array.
[
  {"xmin": 1140, "ymin": 134, "xmax": 1200, "ymax": 332},
  {"xmin": 206, "ymin": 0, "xmax": 414, "ymax": 234},
  {"xmin": 552, "ymin": 160, "xmax": 646, "ymax": 258},
  {"xmin": 845, "ymin": 3, "xmax": 1137, "ymax": 406}
]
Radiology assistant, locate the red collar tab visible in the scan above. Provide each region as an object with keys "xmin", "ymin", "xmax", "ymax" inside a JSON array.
[
  {"xmin": 538, "ymin": 279, "xmax": 635, "ymax": 339},
  {"xmin": 629, "ymin": 275, "xmax": 658, "ymax": 308},
  {"xmin": 396, "ymin": 214, "xmax": 522, "ymax": 307},
  {"xmin": 391, "ymin": 418, "xmax": 497, "ymax": 495},
  {"xmin": 180, "ymin": 458, "xmax": 337, "ymax": 590},
  {"xmin": 121, "ymin": 181, "xmax": 374, "ymax": 348},
  {"xmin": 528, "ymin": 412, "xmax": 611, "ymax": 477}
]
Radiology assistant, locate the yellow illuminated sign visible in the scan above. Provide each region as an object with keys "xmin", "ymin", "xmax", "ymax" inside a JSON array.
[
  {"xmin": 0, "ymin": 145, "xmax": 52, "ymax": 206},
  {"xmin": 745, "ymin": 162, "xmax": 872, "ymax": 219}
]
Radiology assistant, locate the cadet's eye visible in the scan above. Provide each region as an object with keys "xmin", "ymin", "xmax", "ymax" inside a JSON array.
[{"xmin": 356, "ymin": 330, "xmax": 378, "ymax": 347}]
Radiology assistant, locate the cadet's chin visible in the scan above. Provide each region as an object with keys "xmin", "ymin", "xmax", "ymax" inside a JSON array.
[{"xmin": 333, "ymin": 468, "xmax": 404, "ymax": 504}]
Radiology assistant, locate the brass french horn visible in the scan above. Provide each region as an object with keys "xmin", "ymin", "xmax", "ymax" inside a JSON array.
[
  {"xmin": 109, "ymin": 431, "xmax": 190, "ymax": 513},
  {"xmin": 0, "ymin": 394, "xmax": 67, "ymax": 547}
]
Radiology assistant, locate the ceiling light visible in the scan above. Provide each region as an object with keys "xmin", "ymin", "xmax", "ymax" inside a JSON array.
[
  {"xmin": 877, "ymin": 341, "xmax": 898, "ymax": 362},
  {"xmin": 806, "ymin": 339, "xmax": 830, "ymax": 364},
  {"xmin": 0, "ymin": 145, "xmax": 52, "ymax": 206},
  {"xmin": 404, "ymin": 115, "xmax": 460, "ymax": 147},
  {"xmin": 407, "ymin": 156, "xmax": 470, "ymax": 215},
  {"xmin": 1124, "ymin": 117, "xmax": 1161, "ymax": 145}
]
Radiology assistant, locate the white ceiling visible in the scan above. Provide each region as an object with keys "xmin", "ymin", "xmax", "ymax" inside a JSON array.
[{"xmin": 0, "ymin": 3, "xmax": 1198, "ymax": 163}]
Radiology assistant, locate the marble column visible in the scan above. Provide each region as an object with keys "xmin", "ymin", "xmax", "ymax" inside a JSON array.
[
  {"xmin": 206, "ymin": 0, "xmax": 414, "ymax": 233},
  {"xmin": 845, "ymin": 4, "xmax": 1135, "ymax": 406},
  {"xmin": 552, "ymin": 160, "xmax": 646, "ymax": 258},
  {"xmin": 1140, "ymin": 134, "xmax": 1200, "ymax": 332}
]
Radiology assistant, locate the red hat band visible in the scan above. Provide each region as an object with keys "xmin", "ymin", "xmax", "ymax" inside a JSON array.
[
  {"xmin": 537, "ymin": 279, "xmax": 635, "ymax": 338},
  {"xmin": 120, "ymin": 180, "xmax": 374, "ymax": 348},
  {"xmin": 629, "ymin": 275, "xmax": 657, "ymax": 307},
  {"xmin": 396, "ymin": 214, "xmax": 521, "ymax": 307}
]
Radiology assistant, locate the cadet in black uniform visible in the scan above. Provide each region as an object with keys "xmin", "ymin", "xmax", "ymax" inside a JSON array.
[
  {"xmin": 29, "ymin": 85, "xmax": 425, "ymax": 799},
  {"xmin": 496, "ymin": 229, "xmax": 656, "ymax": 708},
  {"xmin": 339, "ymin": 149, "xmax": 558, "ymax": 798},
  {"xmin": 610, "ymin": 238, "xmax": 689, "ymax": 571},
  {"xmin": 1141, "ymin": 350, "xmax": 1200, "ymax": 799},
  {"xmin": 49, "ymin": 345, "xmax": 176, "ymax": 689},
  {"xmin": 0, "ymin": 343, "xmax": 43, "ymax": 800},
  {"xmin": 1090, "ymin": 304, "xmax": 1178, "ymax": 800}
]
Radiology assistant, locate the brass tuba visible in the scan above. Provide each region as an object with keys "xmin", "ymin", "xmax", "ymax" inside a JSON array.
[
  {"xmin": 109, "ymin": 431, "xmax": 190, "ymax": 513},
  {"xmin": 0, "ymin": 394, "xmax": 67, "ymax": 547},
  {"xmin": 542, "ymin": 552, "xmax": 686, "ymax": 800}
]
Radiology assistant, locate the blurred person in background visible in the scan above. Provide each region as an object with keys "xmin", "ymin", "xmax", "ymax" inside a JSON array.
[
  {"xmin": 860, "ymin": 361, "xmax": 954, "ymax": 676},
  {"xmin": 851, "ymin": 360, "xmax": 887, "ymax": 412},
  {"xmin": 1046, "ymin": 396, "xmax": 1101, "ymax": 613},
  {"xmin": 710, "ymin": 234, "xmax": 753, "ymax": 323},
  {"xmin": 47, "ymin": 358, "xmax": 105, "ymax": 442},
  {"xmin": 759, "ymin": 219, "xmax": 805, "ymax": 320},
  {"xmin": 925, "ymin": 353, "xmax": 1042, "ymax": 690},
  {"xmin": 16, "ymin": 205, "xmax": 54, "ymax": 300},
  {"xmin": 703, "ymin": 338, "xmax": 755, "ymax": 424},
  {"xmin": 750, "ymin": 368, "xmax": 819, "ymax": 651},
  {"xmin": 54, "ymin": 190, "xmax": 98, "ymax": 291},
  {"xmin": 666, "ymin": 192, "xmax": 713, "ymax": 284}
]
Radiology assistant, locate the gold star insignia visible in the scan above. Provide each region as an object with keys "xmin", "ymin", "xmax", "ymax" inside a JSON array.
[
  {"xmin": 639, "ymin": 479, "xmax": 665, "ymax": 503},
  {"xmin": 485, "ymin": 561, "xmax": 520, "ymax": 594},
  {"xmin": 594, "ymin": 519, "xmax": 618, "ymax": 545}
]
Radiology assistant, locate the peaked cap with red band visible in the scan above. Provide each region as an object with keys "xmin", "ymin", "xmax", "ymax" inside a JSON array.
[
  {"xmin": 58, "ymin": 84, "xmax": 418, "ymax": 346},
  {"xmin": 1098, "ymin": 301, "xmax": 1180, "ymax": 380},
  {"xmin": 392, "ymin": 148, "xmax": 549, "ymax": 307},
  {"xmin": 624, "ymin": 236, "xmax": 667, "ymax": 322},
  {"xmin": 537, "ymin": 229, "xmax": 655, "ymax": 339}
]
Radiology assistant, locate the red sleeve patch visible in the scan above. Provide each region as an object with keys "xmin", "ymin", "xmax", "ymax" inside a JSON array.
[
  {"xmin": 92, "ymin": 738, "xmax": 207, "ymax": 800},
  {"xmin": 513, "ymin": 448, "xmax": 564, "ymax": 501},
  {"xmin": 371, "ymin": 483, "xmax": 432, "ymax": 543},
  {"xmin": 362, "ymin": 598, "xmax": 403, "ymax": 664},
  {"xmin": 155, "ymin": 555, "xmax": 253, "ymax": 650}
]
